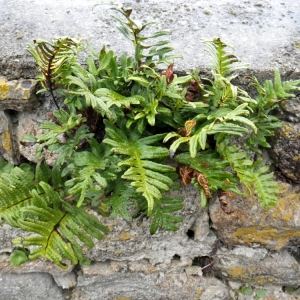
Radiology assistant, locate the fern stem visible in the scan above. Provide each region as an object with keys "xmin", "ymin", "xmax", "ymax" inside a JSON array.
[{"xmin": 49, "ymin": 88, "xmax": 60, "ymax": 110}]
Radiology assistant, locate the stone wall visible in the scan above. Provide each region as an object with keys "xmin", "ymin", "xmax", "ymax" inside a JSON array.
[
  {"xmin": 0, "ymin": 70, "xmax": 300, "ymax": 300},
  {"xmin": 1, "ymin": 1, "xmax": 300, "ymax": 299}
]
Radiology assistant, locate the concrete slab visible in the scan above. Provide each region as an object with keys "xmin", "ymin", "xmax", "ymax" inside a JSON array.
[{"xmin": 0, "ymin": 0, "xmax": 300, "ymax": 78}]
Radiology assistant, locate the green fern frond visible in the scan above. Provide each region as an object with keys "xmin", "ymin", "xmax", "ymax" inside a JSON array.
[
  {"xmin": 246, "ymin": 69, "xmax": 300, "ymax": 153},
  {"xmin": 104, "ymin": 179, "xmax": 137, "ymax": 221},
  {"xmin": 149, "ymin": 196, "xmax": 183, "ymax": 234},
  {"xmin": 0, "ymin": 157, "xmax": 15, "ymax": 175},
  {"xmin": 67, "ymin": 74, "xmax": 115, "ymax": 120},
  {"xmin": 201, "ymin": 38, "xmax": 252, "ymax": 107},
  {"xmin": 235, "ymin": 159, "xmax": 279, "ymax": 208},
  {"xmin": 218, "ymin": 143, "xmax": 278, "ymax": 207},
  {"xmin": 34, "ymin": 110, "xmax": 90, "ymax": 160},
  {"xmin": 134, "ymin": 195, "xmax": 183, "ymax": 234},
  {"xmin": 202, "ymin": 37, "xmax": 248, "ymax": 78},
  {"xmin": 49, "ymin": 125, "xmax": 94, "ymax": 166},
  {"xmin": 13, "ymin": 182, "xmax": 108, "ymax": 269},
  {"xmin": 175, "ymin": 151, "xmax": 239, "ymax": 192},
  {"xmin": 111, "ymin": 6, "xmax": 180, "ymax": 68},
  {"xmin": 274, "ymin": 69, "xmax": 300, "ymax": 98},
  {"xmin": 103, "ymin": 121, "xmax": 176, "ymax": 214},
  {"xmin": 250, "ymin": 69, "xmax": 300, "ymax": 112},
  {"xmin": 94, "ymin": 88, "xmax": 142, "ymax": 108},
  {"xmin": 175, "ymin": 151, "xmax": 240, "ymax": 207},
  {"xmin": 26, "ymin": 37, "xmax": 82, "ymax": 85},
  {"xmin": 26, "ymin": 37, "xmax": 83, "ymax": 108},
  {"xmin": 63, "ymin": 140, "xmax": 108, "ymax": 207},
  {"xmin": 166, "ymin": 120, "xmax": 248, "ymax": 158},
  {"xmin": 0, "ymin": 168, "xmax": 36, "ymax": 227},
  {"xmin": 0, "ymin": 165, "xmax": 108, "ymax": 268}
]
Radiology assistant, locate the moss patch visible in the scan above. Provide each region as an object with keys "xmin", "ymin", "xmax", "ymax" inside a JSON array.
[
  {"xmin": 232, "ymin": 226, "xmax": 300, "ymax": 250},
  {"xmin": 0, "ymin": 79, "xmax": 9, "ymax": 100}
]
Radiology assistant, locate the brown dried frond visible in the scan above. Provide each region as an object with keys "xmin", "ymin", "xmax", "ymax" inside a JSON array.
[
  {"xmin": 218, "ymin": 190, "xmax": 236, "ymax": 215},
  {"xmin": 178, "ymin": 120, "xmax": 197, "ymax": 137},
  {"xmin": 185, "ymin": 79, "xmax": 202, "ymax": 102},
  {"xmin": 178, "ymin": 165, "xmax": 211, "ymax": 199},
  {"xmin": 196, "ymin": 172, "xmax": 211, "ymax": 198},
  {"xmin": 161, "ymin": 63, "xmax": 174, "ymax": 84},
  {"xmin": 179, "ymin": 165, "xmax": 194, "ymax": 186}
]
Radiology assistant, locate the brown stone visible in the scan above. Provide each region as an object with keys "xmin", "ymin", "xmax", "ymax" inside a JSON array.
[
  {"xmin": 0, "ymin": 111, "xmax": 19, "ymax": 164},
  {"xmin": 209, "ymin": 183, "xmax": 300, "ymax": 250}
]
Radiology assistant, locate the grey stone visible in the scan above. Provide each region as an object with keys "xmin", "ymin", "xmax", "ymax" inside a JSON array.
[
  {"xmin": 53, "ymin": 271, "xmax": 77, "ymax": 289},
  {"xmin": 280, "ymin": 97, "xmax": 300, "ymax": 123},
  {"xmin": 1, "ymin": 0, "xmax": 300, "ymax": 299},
  {"xmin": 271, "ymin": 121, "xmax": 300, "ymax": 182},
  {"xmin": 230, "ymin": 284, "xmax": 300, "ymax": 300},
  {"xmin": 0, "ymin": 223, "xmax": 25, "ymax": 250},
  {"xmin": 72, "ymin": 270, "xmax": 229, "ymax": 300},
  {"xmin": 0, "ymin": 252, "xmax": 74, "ymax": 277},
  {"xmin": 85, "ymin": 186, "xmax": 216, "ymax": 264},
  {"xmin": 0, "ymin": 76, "xmax": 38, "ymax": 111},
  {"xmin": 213, "ymin": 247, "xmax": 300, "ymax": 286},
  {"xmin": 17, "ymin": 96, "xmax": 60, "ymax": 165},
  {"xmin": 0, "ymin": 272, "xmax": 64, "ymax": 300},
  {"xmin": 0, "ymin": 224, "xmax": 74, "ymax": 277}
]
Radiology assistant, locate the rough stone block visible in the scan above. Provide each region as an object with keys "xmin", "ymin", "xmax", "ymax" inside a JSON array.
[
  {"xmin": 0, "ymin": 272, "xmax": 64, "ymax": 300},
  {"xmin": 210, "ymin": 182, "xmax": 300, "ymax": 250},
  {"xmin": 0, "ymin": 111, "xmax": 19, "ymax": 164},
  {"xmin": 73, "ymin": 271, "xmax": 229, "ymax": 300},
  {"xmin": 17, "ymin": 101, "xmax": 60, "ymax": 166},
  {"xmin": 0, "ymin": 252, "xmax": 74, "ymax": 277},
  {"xmin": 84, "ymin": 186, "xmax": 215, "ymax": 264},
  {"xmin": 280, "ymin": 97, "xmax": 300, "ymax": 123},
  {"xmin": 0, "ymin": 76, "xmax": 38, "ymax": 111},
  {"xmin": 271, "ymin": 121, "xmax": 300, "ymax": 182},
  {"xmin": 213, "ymin": 246, "xmax": 300, "ymax": 286},
  {"xmin": 52, "ymin": 272, "xmax": 77, "ymax": 289}
]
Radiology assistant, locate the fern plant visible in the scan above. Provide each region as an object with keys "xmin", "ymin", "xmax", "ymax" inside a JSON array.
[
  {"xmin": 1, "ymin": 7, "xmax": 299, "ymax": 268},
  {"xmin": 0, "ymin": 163, "xmax": 108, "ymax": 269},
  {"xmin": 26, "ymin": 37, "xmax": 83, "ymax": 109}
]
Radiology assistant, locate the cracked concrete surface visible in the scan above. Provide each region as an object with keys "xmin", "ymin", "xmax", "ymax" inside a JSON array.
[{"xmin": 0, "ymin": 0, "xmax": 300, "ymax": 76}]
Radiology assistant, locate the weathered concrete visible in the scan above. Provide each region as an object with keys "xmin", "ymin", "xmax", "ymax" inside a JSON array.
[{"xmin": 0, "ymin": 0, "xmax": 300, "ymax": 78}]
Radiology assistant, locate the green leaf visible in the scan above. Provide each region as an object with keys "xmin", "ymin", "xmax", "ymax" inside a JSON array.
[
  {"xmin": 22, "ymin": 134, "xmax": 37, "ymax": 142},
  {"xmin": 72, "ymin": 151, "xmax": 105, "ymax": 168},
  {"xmin": 239, "ymin": 286, "xmax": 253, "ymax": 295},
  {"xmin": 94, "ymin": 88, "xmax": 142, "ymax": 108},
  {"xmin": 255, "ymin": 289, "xmax": 267, "ymax": 298},
  {"xmin": 12, "ymin": 182, "xmax": 108, "ymax": 269},
  {"xmin": 9, "ymin": 249, "xmax": 29, "ymax": 266},
  {"xmin": 104, "ymin": 121, "xmax": 176, "ymax": 214},
  {"xmin": 149, "ymin": 196, "xmax": 183, "ymax": 234},
  {"xmin": 80, "ymin": 257, "xmax": 92, "ymax": 266},
  {"xmin": 104, "ymin": 179, "xmax": 137, "ymax": 221},
  {"xmin": 87, "ymin": 55, "xmax": 98, "ymax": 76}
]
